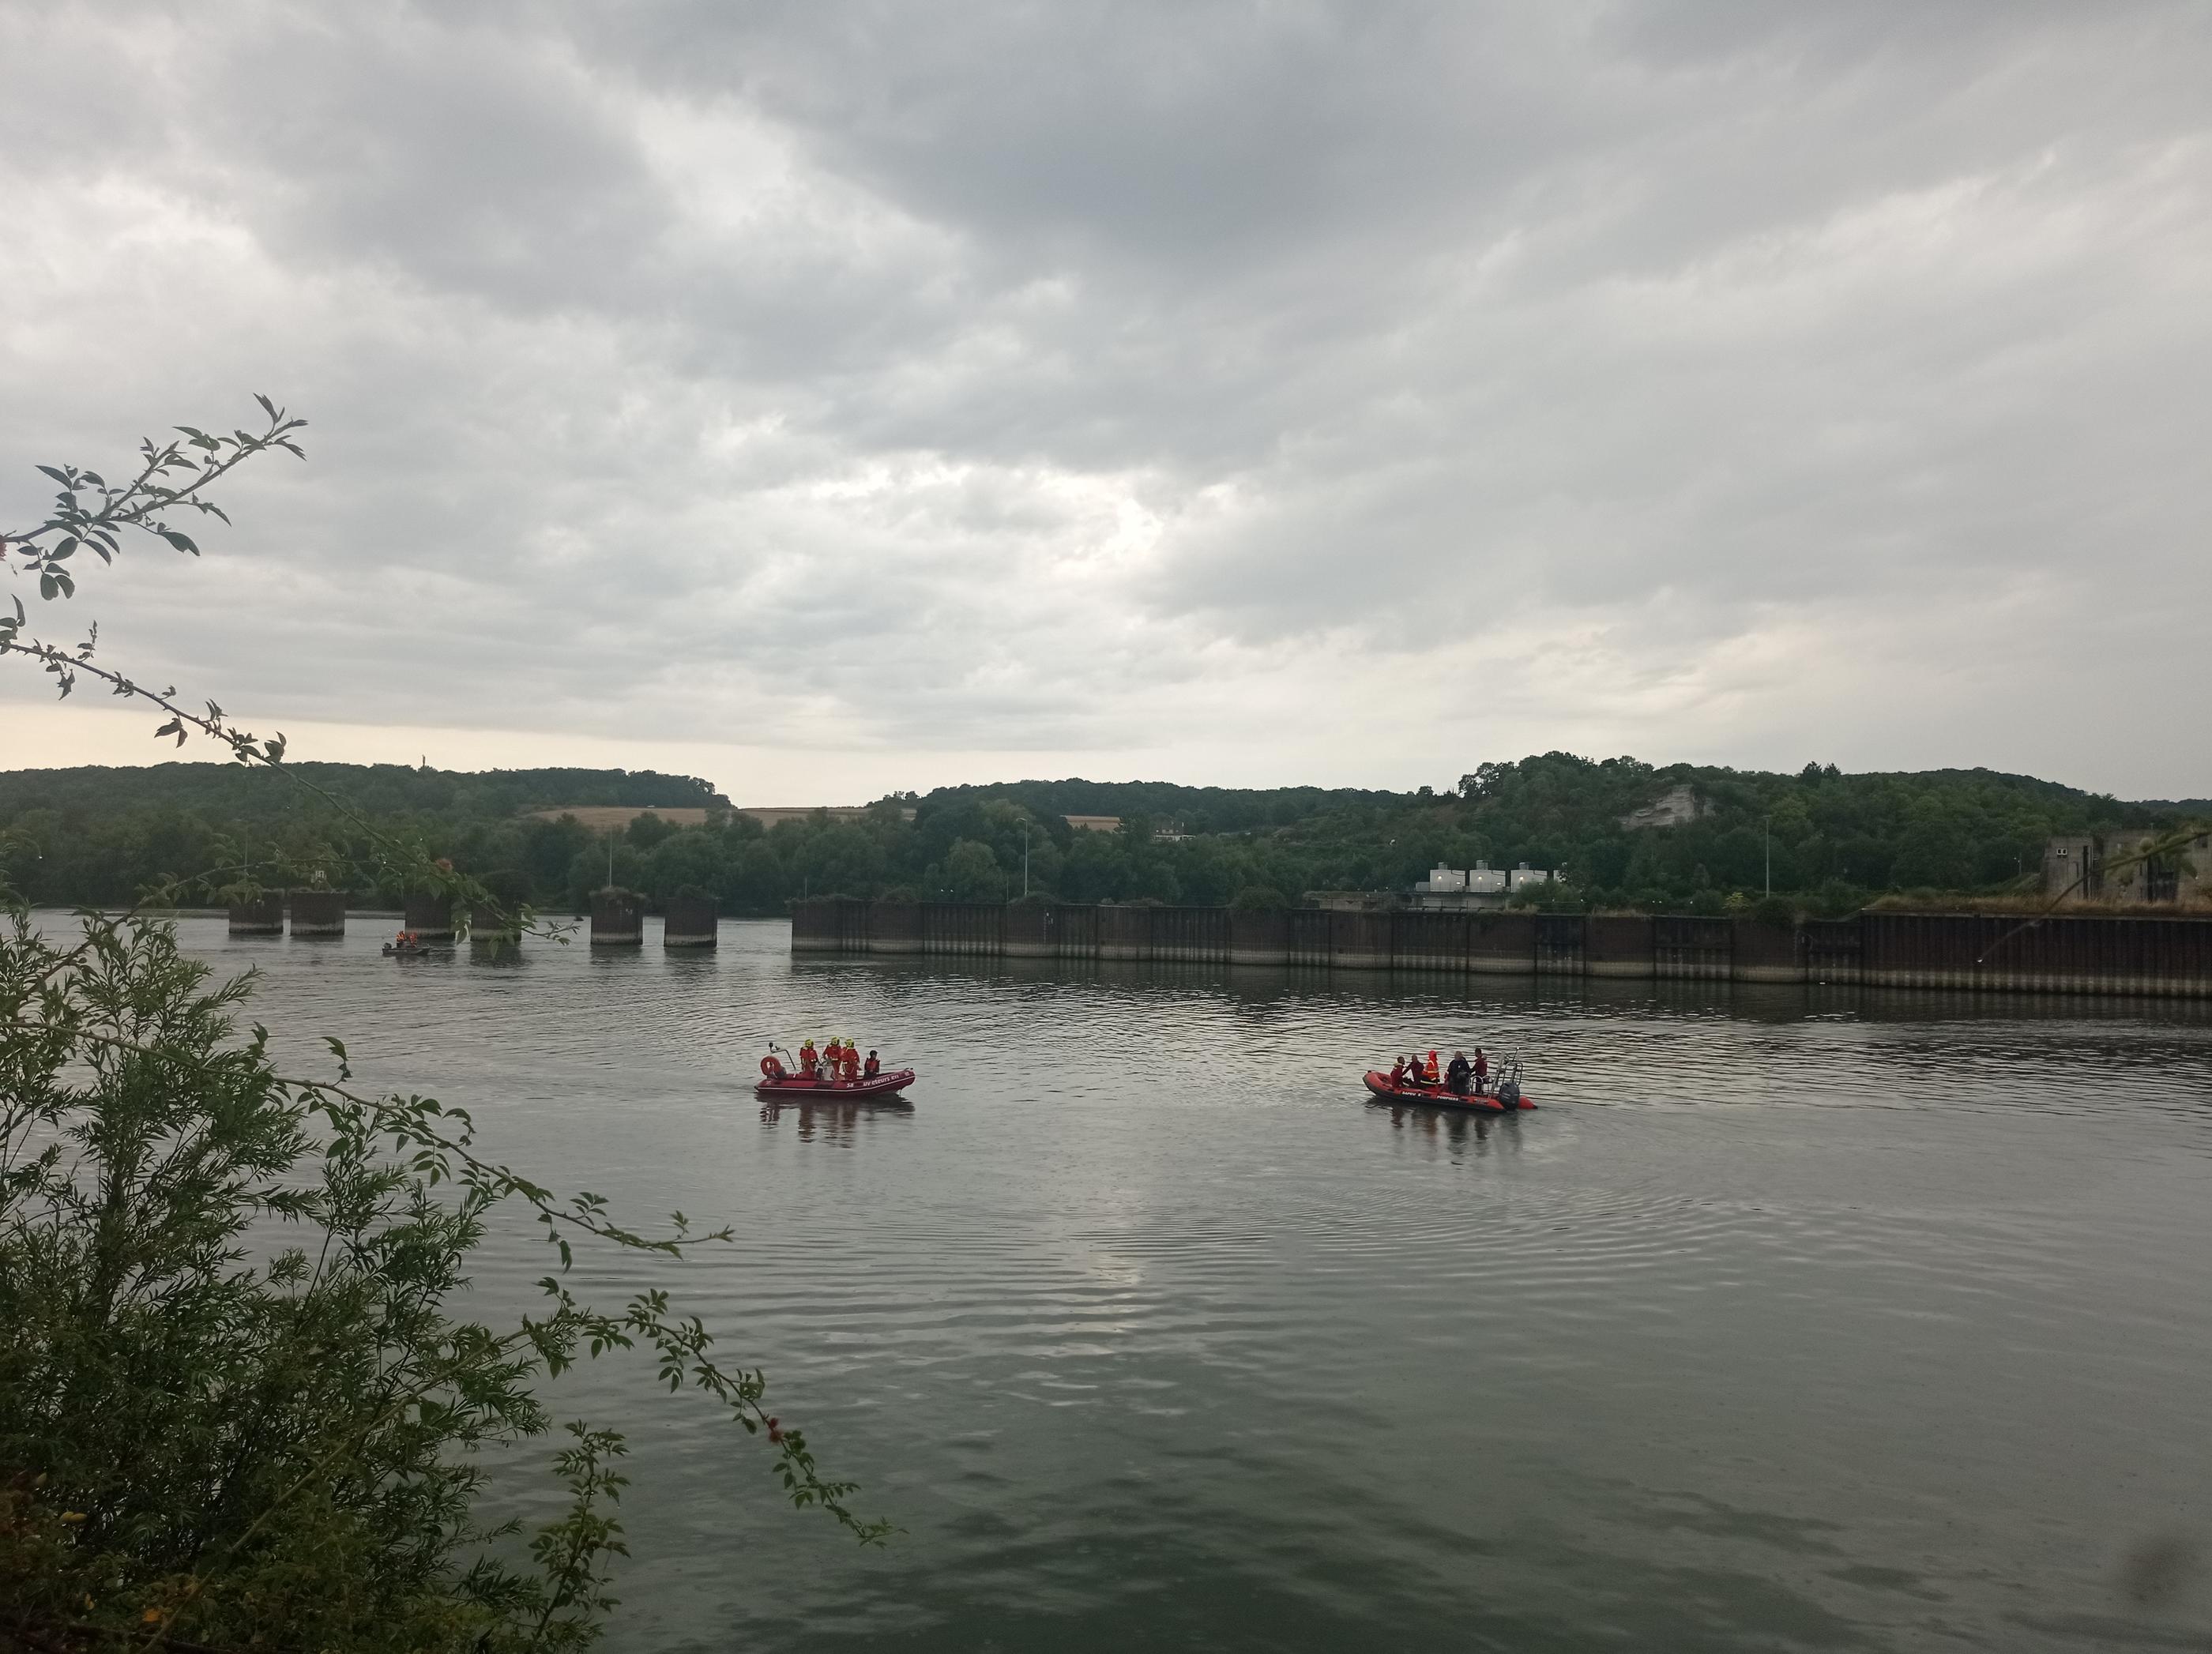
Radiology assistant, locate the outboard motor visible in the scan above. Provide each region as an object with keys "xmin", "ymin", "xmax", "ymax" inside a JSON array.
[{"xmin": 1497, "ymin": 1077, "xmax": 1522, "ymax": 1108}]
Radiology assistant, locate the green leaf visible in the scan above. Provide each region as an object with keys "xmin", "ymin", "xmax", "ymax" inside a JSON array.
[{"xmin": 38, "ymin": 572, "xmax": 56, "ymax": 600}]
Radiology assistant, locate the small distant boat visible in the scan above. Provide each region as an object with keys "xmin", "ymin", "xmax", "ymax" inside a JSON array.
[
  {"xmin": 1362, "ymin": 1070, "xmax": 1535, "ymax": 1113},
  {"xmin": 755, "ymin": 1069, "xmax": 916, "ymax": 1101},
  {"xmin": 382, "ymin": 939, "xmax": 453, "ymax": 958}
]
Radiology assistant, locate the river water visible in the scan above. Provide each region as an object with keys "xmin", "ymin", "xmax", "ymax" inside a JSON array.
[{"xmin": 173, "ymin": 915, "xmax": 2212, "ymax": 1651}]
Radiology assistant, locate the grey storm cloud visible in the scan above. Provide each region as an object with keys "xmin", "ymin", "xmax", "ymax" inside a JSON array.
[{"xmin": 2, "ymin": 0, "xmax": 2208, "ymax": 792}]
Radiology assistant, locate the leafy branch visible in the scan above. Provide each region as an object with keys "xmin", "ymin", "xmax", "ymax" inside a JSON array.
[
  {"xmin": 1, "ymin": 394, "xmax": 304, "ymax": 600},
  {"xmin": 0, "ymin": 402, "xmax": 890, "ymax": 1654},
  {"xmin": 1, "ymin": 907, "xmax": 886, "ymax": 1652},
  {"xmin": 0, "ymin": 402, "xmax": 566, "ymax": 938},
  {"xmin": 0, "ymin": 996, "xmax": 890, "ymax": 1547}
]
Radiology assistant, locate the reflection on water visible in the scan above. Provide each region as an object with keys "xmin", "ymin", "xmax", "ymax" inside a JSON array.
[
  {"xmin": 103, "ymin": 915, "xmax": 2212, "ymax": 1651},
  {"xmin": 758, "ymin": 1096, "xmax": 916, "ymax": 1144},
  {"xmin": 1367, "ymin": 1100, "xmax": 1521, "ymax": 1161}
]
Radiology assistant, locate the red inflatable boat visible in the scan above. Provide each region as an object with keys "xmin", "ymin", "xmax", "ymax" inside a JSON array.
[
  {"xmin": 755, "ymin": 1069, "xmax": 916, "ymax": 1101},
  {"xmin": 1362, "ymin": 1070, "xmax": 1534, "ymax": 1113}
]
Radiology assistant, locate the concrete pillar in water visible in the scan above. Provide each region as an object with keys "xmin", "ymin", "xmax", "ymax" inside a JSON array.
[
  {"xmin": 664, "ymin": 892, "xmax": 718, "ymax": 948},
  {"xmin": 288, "ymin": 889, "xmax": 347, "ymax": 937},
  {"xmin": 591, "ymin": 888, "xmax": 643, "ymax": 946},
  {"xmin": 228, "ymin": 896, "xmax": 284, "ymax": 935},
  {"xmin": 468, "ymin": 904, "xmax": 523, "ymax": 954},
  {"xmin": 403, "ymin": 895, "xmax": 455, "ymax": 940}
]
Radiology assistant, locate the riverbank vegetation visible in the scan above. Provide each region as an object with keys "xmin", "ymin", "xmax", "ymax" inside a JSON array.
[
  {"xmin": 2, "ymin": 400, "xmax": 884, "ymax": 1651},
  {"xmin": 2, "ymin": 753, "xmax": 2199, "ymax": 917}
]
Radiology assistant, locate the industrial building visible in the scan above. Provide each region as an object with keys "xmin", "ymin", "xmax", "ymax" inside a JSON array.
[
  {"xmin": 1409, "ymin": 862, "xmax": 1551, "ymax": 911},
  {"xmin": 2044, "ymin": 831, "xmax": 2212, "ymax": 905}
]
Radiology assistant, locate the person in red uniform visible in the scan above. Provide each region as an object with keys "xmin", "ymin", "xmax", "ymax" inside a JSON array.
[
  {"xmin": 1473, "ymin": 1047, "xmax": 1489, "ymax": 1095},
  {"xmin": 1389, "ymin": 1056, "xmax": 1409, "ymax": 1087},
  {"xmin": 799, "ymin": 1039, "xmax": 818, "ymax": 1078},
  {"xmin": 1424, "ymin": 1049, "xmax": 1441, "ymax": 1084},
  {"xmin": 841, "ymin": 1041, "xmax": 860, "ymax": 1082},
  {"xmin": 863, "ymin": 1049, "xmax": 881, "ymax": 1080}
]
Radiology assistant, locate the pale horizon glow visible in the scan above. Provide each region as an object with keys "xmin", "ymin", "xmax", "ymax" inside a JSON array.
[{"xmin": 3, "ymin": 4, "xmax": 2208, "ymax": 800}]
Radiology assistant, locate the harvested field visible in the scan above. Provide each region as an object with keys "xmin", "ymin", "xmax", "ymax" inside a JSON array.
[
  {"xmin": 524, "ymin": 806, "xmax": 714, "ymax": 830},
  {"xmin": 523, "ymin": 804, "xmax": 905, "ymax": 830}
]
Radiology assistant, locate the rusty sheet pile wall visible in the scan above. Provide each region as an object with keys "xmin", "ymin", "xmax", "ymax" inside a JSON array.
[
  {"xmin": 788, "ymin": 900, "xmax": 2212, "ymax": 999},
  {"xmin": 1858, "ymin": 912, "xmax": 2212, "ymax": 996},
  {"xmin": 401, "ymin": 895, "xmax": 454, "ymax": 940}
]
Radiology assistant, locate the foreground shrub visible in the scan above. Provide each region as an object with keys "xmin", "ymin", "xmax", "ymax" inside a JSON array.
[{"xmin": 0, "ymin": 906, "xmax": 881, "ymax": 1651}]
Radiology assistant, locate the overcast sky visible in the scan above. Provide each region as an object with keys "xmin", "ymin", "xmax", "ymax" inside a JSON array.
[{"xmin": 3, "ymin": 2, "xmax": 2208, "ymax": 801}]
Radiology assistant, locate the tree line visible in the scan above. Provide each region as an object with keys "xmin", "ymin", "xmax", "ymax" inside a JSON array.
[{"xmin": 1, "ymin": 751, "xmax": 2195, "ymax": 917}]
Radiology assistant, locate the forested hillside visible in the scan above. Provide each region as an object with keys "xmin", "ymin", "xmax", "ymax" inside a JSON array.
[
  {"xmin": 919, "ymin": 778, "xmax": 1407, "ymax": 834},
  {"xmin": 0, "ymin": 762, "xmax": 716, "ymax": 821},
  {"xmin": 0, "ymin": 754, "xmax": 2190, "ymax": 915}
]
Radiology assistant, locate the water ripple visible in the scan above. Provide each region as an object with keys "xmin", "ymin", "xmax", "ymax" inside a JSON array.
[{"xmin": 75, "ymin": 914, "xmax": 2212, "ymax": 1652}]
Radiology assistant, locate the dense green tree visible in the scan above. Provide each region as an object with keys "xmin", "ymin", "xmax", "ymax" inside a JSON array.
[
  {"xmin": 1892, "ymin": 815, "xmax": 1976, "ymax": 890},
  {"xmin": 0, "ymin": 399, "xmax": 883, "ymax": 1652},
  {"xmin": 724, "ymin": 840, "xmax": 790, "ymax": 912},
  {"xmin": 937, "ymin": 838, "xmax": 1006, "ymax": 903},
  {"xmin": 1059, "ymin": 831, "xmax": 1126, "ymax": 903},
  {"xmin": 625, "ymin": 812, "xmax": 679, "ymax": 851},
  {"xmin": 523, "ymin": 816, "xmax": 594, "ymax": 893},
  {"xmin": 797, "ymin": 824, "xmax": 889, "ymax": 900},
  {"xmin": 643, "ymin": 829, "xmax": 726, "ymax": 899}
]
